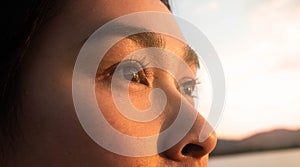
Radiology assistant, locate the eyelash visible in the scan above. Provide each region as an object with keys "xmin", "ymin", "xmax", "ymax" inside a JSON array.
[
  {"xmin": 97, "ymin": 59, "xmax": 200, "ymax": 98},
  {"xmin": 97, "ymin": 58, "xmax": 151, "ymax": 86}
]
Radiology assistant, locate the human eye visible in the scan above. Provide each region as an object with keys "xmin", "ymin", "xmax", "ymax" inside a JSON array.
[
  {"xmin": 115, "ymin": 60, "xmax": 149, "ymax": 86},
  {"xmin": 178, "ymin": 78, "xmax": 200, "ymax": 98},
  {"xmin": 98, "ymin": 60, "xmax": 150, "ymax": 86}
]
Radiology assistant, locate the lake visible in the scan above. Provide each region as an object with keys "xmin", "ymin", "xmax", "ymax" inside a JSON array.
[{"xmin": 209, "ymin": 148, "xmax": 300, "ymax": 167}]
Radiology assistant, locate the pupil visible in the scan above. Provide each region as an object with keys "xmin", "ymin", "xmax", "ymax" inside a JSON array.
[
  {"xmin": 123, "ymin": 66, "xmax": 140, "ymax": 82},
  {"xmin": 181, "ymin": 80, "xmax": 196, "ymax": 96},
  {"xmin": 185, "ymin": 87, "xmax": 192, "ymax": 95}
]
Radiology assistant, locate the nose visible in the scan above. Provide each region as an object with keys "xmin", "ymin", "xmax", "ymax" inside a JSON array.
[
  {"xmin": 159, "ymin": 87, "xmax": 217, "ymax": 161},
  {"xmin": 163, "ymin": 114, "xmax": 217, "ymax": 161}
]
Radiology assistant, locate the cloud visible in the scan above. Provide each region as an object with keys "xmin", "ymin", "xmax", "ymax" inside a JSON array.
[{"xmin": 215, "ymin": 0, "xmax": 300, "ymax": 138}]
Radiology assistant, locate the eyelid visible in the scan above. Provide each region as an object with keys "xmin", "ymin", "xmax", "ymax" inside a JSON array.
[
  {"xmin": 96, "ymin": 59, "xmax": 150, "ymax": 82},
  {"xmin": 118, "ymin": 59, "xmax": 145, "ymax": 71},
  {"xmin": 178, "ymin": 77, "xmax": 200, "ymax": 86}
]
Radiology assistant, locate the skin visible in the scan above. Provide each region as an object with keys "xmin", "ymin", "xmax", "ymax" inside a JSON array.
[{"xmin": 8, "ymin": 0, "xmax": 217, "ymax": 166}]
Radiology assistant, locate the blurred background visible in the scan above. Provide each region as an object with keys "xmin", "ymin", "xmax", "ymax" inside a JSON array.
[{"xmin": 170, "ymin": 0, "xmax": 300, "ymax": 166}]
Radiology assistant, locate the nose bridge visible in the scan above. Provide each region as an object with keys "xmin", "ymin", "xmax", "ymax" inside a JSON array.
[{"xmin": 157, "ymin": 79, "xmax": 217, "ymax": 161}]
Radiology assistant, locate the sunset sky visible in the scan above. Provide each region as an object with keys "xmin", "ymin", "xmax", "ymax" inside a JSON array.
[{"xmin": 171, "ymin": 0, "xmax": 300, "ymax": 139}]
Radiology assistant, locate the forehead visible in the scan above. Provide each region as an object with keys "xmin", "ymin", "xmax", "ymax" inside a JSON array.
[
  {"xmin": 38, "ymin": 0, "xmax": 172, "ymax": 57},
  {"xmin": 61, "ymin": 0, "xmax": 170, "ymax": 26}
]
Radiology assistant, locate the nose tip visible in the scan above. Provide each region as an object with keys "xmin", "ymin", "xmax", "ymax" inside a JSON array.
[
  {"xmin": 182, "ymin": 129, "xmax": 217, "ymax": 159},
  {"xmin": 163, "ymin": 121, "xmax": 217, "ymax": 161}
]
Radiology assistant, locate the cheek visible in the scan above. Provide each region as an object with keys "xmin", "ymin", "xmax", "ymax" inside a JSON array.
[
  {"xmin": 94, "ymin": 82, "xmax": 173, "ymax": 137},
  {"xmin": 129, "ymin": 90, "xmax": 152, "ymax": 111}
]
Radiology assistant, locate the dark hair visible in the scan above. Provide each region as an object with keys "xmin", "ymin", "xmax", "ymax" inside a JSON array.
[
  {"xmin": 0, "ymin": 0, "xmax": 170, "ymax": 162},
  {"xmin": 0, "ymin": 0, "xmax": 59, "ymax": 162}
]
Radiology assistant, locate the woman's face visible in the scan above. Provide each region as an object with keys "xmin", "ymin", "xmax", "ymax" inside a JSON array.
[{"xmin": 14, "ymin": 0, "xmax": 216, "ymax": 166}]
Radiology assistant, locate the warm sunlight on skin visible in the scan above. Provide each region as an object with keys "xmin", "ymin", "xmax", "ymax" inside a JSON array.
[{"xmin": 5, "ymin": 0, "xmax": 217, "ymax": 166}]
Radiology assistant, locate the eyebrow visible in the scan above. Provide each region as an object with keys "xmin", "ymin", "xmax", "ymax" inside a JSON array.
[
  {"xmin": 128, "ymin": 32, "xmax": 200, "ymax": 69},
  {"xmin": 182, "ymin": 45, "xmax": 200, "ymax": 68},
  {"xmin": 82, "ymin": 23, "xmax": 200, "ymax": 68}
]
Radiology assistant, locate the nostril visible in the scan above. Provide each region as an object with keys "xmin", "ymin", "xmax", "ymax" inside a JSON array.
[{"xmin": 181, "ymin": 144, "xmax": 204, "ymax": 158}]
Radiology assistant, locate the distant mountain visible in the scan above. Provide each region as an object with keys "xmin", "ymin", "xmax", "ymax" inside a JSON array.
[{"xmin": 211, "ymin": 129, "xmax": 300, "ymax": 156}]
